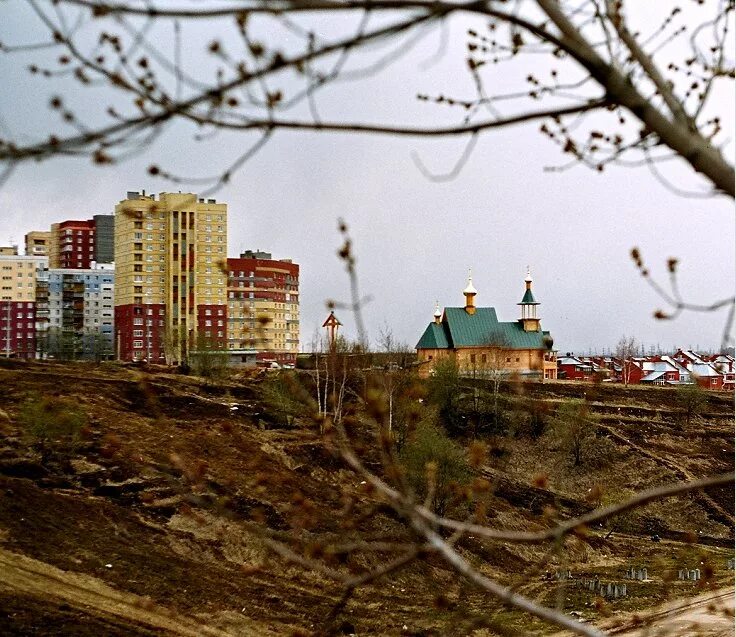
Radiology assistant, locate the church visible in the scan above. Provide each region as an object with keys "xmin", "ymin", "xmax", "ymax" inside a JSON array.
[{"xmin": 415, "ymin": 270, "xmax": 558, "ymax": 380}]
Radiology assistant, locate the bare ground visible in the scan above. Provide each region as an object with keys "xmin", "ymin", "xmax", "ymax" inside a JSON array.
[{"xmin": 0, "ymin": 361, "xmax": 733, "ymax": 636}]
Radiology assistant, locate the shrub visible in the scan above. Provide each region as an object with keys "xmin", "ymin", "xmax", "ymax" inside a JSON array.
[
  {"xmin": 400, "ymin": 417, "xmax": 471, "ymax": 515},
  {"xmin": 551, "ymin": 400, "xmax": 596, "ymax": 467},
  {"xmin": 675, "ymin": 381, "xmax": 706, "ymax": 426},
  {"xmin": 259, "ymin": 372, "xmax": 310, "ymax": 427},
  {"xmin": 189, "ymin": 350, "xmax": 229, "ymax": 379},
  {"xmin": 19, "ymin": 394, "xmax": 87, "ymax": 465}
]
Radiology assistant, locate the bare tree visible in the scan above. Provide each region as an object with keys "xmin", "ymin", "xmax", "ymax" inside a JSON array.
[
  {"xmin": 310, "ymin": 332, "xmax": 360, "ymax": 428},
  {"xmin": 0, "ymin": 1, "xmax": 732, "ymax": 198},
  {"xmin": 374, "ymin": 324, "xmax": 413, "ymax": 437},
  {"xmin": 615, "ymin": 334, "xmax": 638, "ymax": 386},
  {"xmin": 478, "ymin": 331, "xmax": 513, "ymax": 425}
]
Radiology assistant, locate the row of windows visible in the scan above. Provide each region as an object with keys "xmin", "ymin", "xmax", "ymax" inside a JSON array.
[
  {"xmin": 0, "ymin": 302, "xmax": 35, "ymax": 309},
  {"xmin": 129, "ymin": 211, "xmax": 225, "ymax": 222},
  {"xmin": 0, "ymin": 262, "xmax": 38, "ymax": 270}
]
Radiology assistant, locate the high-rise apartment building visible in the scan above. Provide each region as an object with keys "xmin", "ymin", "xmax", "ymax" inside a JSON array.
[
  {"xmin": 25, "ymin": 231, "xmax": 53, "ymax": 257},
  {"xmin": 41, "ymin": 265, "xmax": 115, "ymax": 360},
  {"xmin": 50, "ymin": 220, "xmax": 95, "ymax": 269},
  {"xmin": 0, "ymin": 247, "xmax": 47, "ymax": 358},
  {"xmin": 93, "ymin": 214, "xmax": 115, "ymax": 264},
  {"xmin": 227, "ymin": 251, "xmax": 299, "ymax": 365},
  {"xmin": 113, "ymin": 191, "xmax": 227, "ymax": 362},
  {"xmin": 48, "ymin": 216, "xmax": 115, "ymax": 269}
]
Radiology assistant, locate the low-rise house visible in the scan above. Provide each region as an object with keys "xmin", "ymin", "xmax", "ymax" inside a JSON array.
[
  {"xmin": 689, "ymin": 362, "xmax": 724, "ymax": 390},
  {"xmin": 557, "ymin": 355, "xmax": 593, "ymax": 381},
  {"xmin": 638, "ymin": 359, "xmax": 681, "ymax": 385},
  {"xmin": 550, "ymin": 347, "xmax": 731, "ymax": 390},
  {"xmin": 707, "ymin": 354, "xmax": 735, "ymax": 391}
]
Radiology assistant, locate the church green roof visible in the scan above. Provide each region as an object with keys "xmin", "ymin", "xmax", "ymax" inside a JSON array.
[
  {"xmin": 443, "ymin": 307, "xmax": 498, "ymax": 347},
  {"xmin": 416, "ymin": 306, "xmax": 552, "ymax": 351},
  {"xmin": 416, "ymin": 322, "xmax": 450, "ymax": 349},
  {"xmin": 519, "ymin": 288, "xmax": 538, "ymax": 304}
]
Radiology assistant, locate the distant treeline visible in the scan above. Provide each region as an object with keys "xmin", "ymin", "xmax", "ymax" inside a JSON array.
[{"xmin": 296, "ymin": 350, "xmax": 417, "ymax": 370}]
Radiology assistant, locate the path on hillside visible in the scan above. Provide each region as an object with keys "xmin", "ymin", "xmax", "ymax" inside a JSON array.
[
  {"xmin": 0, "ymin": 548, "xmax": 260, "ymax": 636},
  {"xmin": 596, "ymin": 422, "xmax": 734, "ymax": 527},
  {"xmin": 607, "ymin": 587, "xmax": 735, "ymax": 636}
]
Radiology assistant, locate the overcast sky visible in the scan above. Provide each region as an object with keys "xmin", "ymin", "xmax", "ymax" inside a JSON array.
[{"xmin": 0, "ymin": 1, "xmax": 734, "ymax": 353}]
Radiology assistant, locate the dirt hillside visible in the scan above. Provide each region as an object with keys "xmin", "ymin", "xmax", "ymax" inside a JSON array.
[{"xmin": 0, "ymin": 361, "xmax": 733, "ymax": 635}]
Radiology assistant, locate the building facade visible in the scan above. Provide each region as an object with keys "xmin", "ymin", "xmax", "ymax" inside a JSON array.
[
  {"xmin": 50, "ymin": 220, "xmax": 96, "ymax": 269},
  {"xmin": 93, "ymin": 214, "xmax": 115, "ymax": 264},
  {"xmin": 42, "ymin": 265, "xmax": 115, "ymax": 360},
  {"xmin": 227, "ymin": 251, "xmax": 300, "ymax": 365},
  {"xmin": 113, "ymin": 191, "xmax": 227, "ymax": 362},
  {"xmin": 416, "ymin": 271, "xmax": 557, "ymax": 380},
  {"xmin": 47, "ymin": 216, "xmax": 114, "ymax": 269},
  {"xmin": 25, "ymin": 231, "xmax": 53, "ymax": 257},
  {"xmin": 0, "ymin": 248, "xmax": 47, "ymax": 359}
]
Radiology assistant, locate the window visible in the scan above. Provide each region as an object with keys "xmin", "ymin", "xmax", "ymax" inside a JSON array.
[{"xmin": 133, "ymin": 340, "xmax": 143, "ymax": 348}]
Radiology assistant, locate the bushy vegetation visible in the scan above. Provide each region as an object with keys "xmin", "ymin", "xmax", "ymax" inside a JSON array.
[
  {"xmin": 675, "ymin": 382, "xmax": 706, "ymax": 426},
  {"xmin": 189, "ymin": 350, "xmax": 230, "ymax": 379},
  {"xmin": 426, "ymin": 357, "xmax": 462, "ymax": 433},
  {"xmin": 260, "ymin": 372, "xmax": 312, "ymax": 427},
  {"xmin": 399, "ymin": 417, "xmax": 471, "ymax": 515},
  {"xmin": 550, "ymin": 400, "xmax": 597, "ymax": 467},
  {"xmin": 426, "ymin": 358, "xmax": 512, "ymax": 437},
  {"xmin": 19, "ymin": 393, "xmax": 87, "ymax": 465}
]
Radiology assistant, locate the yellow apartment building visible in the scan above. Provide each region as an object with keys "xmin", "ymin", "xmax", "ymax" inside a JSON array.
[
  {"xmin": 0, "ymin": 248, "xmax": 48, "ymax": 358},
  {"xmin": 227, "ymin": 250, "xmax": 300, "ymax": 366},
  {"xmin": 113, "ymin": 191, "xmax": 227, "ymax": 362},
  {"xmin": 24, "ymin": 231, "xmax": 53, "ymax": 257}
]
